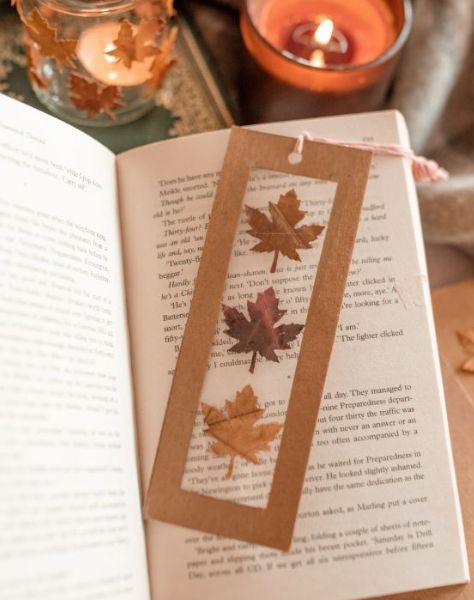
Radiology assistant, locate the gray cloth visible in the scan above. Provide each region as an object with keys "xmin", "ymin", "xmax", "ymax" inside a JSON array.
[
  {"xmin": 390, "ymin": 0, "xmax": 474, "ymax": 256},
  {"xmin": 188, "ymin": 0, "xmax": 474, "ymax": 258}
]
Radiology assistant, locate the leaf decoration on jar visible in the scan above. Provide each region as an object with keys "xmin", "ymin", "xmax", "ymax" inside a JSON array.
[
  {"xmin": 164, "ymin": 0, "xmax": 176, "ymax": 17},
  {"xmin": 202, "ymin": 385, "xmax": 283, "ymax": 479},
  {"xmin": 134, "ymin": 0, "xmax": 175, "ymax": 19},
  {"xmin": 457, "ymin": 328, "xmax": 474, "ymax": 373},
  {"xmin": 246, "ymin": 189, "xmax": 325, "ymax": 273},
  {"xmin": 145, "ymin": 26, "xmax": 178, "ymax": 93},
  {"xmin": 223, "ymin": 287, "xmax": 304, "ymax": 374},
  {"xmin": 68, "ymin": 73, "xmax": 124, "ymax": 120},
  {"xmin": 23, "ymin": 34, "xmax": 48, "ymax": 89},
  {"xmin": 23, "ymin": 9, "xmax": 77, "ymax": 70},
  {"xmin": 107, "ymin": 19, "xmax": 163, "ymax": 69}
]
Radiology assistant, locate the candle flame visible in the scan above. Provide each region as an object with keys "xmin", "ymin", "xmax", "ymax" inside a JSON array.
[
  {"xmin": 313, "ymin": 18, "xmax": 334, "ymax": 46},
  {"xmin": 104, "ymin": 42, "xmax": 118, "ymax": 64}
]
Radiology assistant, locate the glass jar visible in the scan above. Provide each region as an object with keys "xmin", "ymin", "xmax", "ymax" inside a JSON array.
[{"xmin": 15, "ymin": 0, "xmax": 177, "ymax": 126}]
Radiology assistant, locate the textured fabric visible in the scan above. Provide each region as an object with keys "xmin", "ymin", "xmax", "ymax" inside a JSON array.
[
  {"xmin": 188, "ymin": 0, "xmax": 474, "ymax": 258},
  {"xmin": 390, "ymin": 0, "xmax": 474, "ymax": 256}
]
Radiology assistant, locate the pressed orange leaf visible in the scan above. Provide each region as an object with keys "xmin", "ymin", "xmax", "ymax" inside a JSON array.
[
  {"xmin": 24, "ymin": 9, "xmax": 76, "ymax": 69},
  {"xmin": 68, "ymin": 73, "xmax": 124, "ymax": 120},
  {"xmin": 223, "ymin": 287, "xmax": 304, "ymax": 374},
  {"xmin": 246, "ymin": 189, "xmax": 324, "ymax": 273},
  {"xmin": 202, "ymin": 385, "xmax": 283, "ymax": 479}
]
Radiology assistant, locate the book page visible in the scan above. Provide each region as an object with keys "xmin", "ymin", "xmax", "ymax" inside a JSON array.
[
  {"xmin": 117, "ymin": 111, "xmax": 468, "ymax": 600},
  {"xmin": 0, "ymin": 95, "xmax": 149, "ymax": 600}
]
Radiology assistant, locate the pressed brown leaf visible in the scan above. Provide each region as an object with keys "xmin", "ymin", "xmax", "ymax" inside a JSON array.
[
  {"xmin": 246, "ymin": 189, "xmax": 324, "ymax": 273},
  {"xmin": 202, "ymin": 384, "xmax": 283, "ymax": 479},
  {"xmin": 24, "ymin": 35, "xmax": 48, "ymax": 89},
  {"xmin": 145, "ymin": 26, "xmax": 178, "ymax": 92},
  {"xmin": 107, "ymin": 19, "xmax": 163, "ymax": 69},
  {"xmin": 457, "ymin": 328, "xmax": 474, "ymax": 373},
  {"xmin": 23, "ymin": 9, "xmax": 76, "ymax": 70},
  {"xmin": 223, "ymin": 287, "xmax": 304, "ymax": 374},
  {"xmin": 68, "ymin": 73, "xmax": 124, "ymax": 120}
]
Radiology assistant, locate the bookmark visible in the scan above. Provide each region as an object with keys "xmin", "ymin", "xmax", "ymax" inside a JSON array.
[{"xmin": 144, "ymin": 127, "xmax": 372, "ymax": 551}]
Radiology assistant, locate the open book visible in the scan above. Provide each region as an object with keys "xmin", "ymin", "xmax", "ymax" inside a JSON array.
[{"xmin": 0, "ymin": 93, "xmax": 468, "ymax": 600}]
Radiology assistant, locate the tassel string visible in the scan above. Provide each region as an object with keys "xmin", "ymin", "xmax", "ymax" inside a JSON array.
[{"xmin": 292, "ymin": 131, "xmax": 448, "ymax": 183}]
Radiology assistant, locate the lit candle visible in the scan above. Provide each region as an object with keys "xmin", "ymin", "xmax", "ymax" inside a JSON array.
[
  {"xmin": 76, "ymin": 22, "xmax": 154, "ymax": 87},
  {"xmin": 241, "ymin": 0, "xmax": 411, "ymax": 94}
]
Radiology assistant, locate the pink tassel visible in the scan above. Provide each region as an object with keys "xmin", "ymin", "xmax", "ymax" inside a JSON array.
[
  {"xmin": 292, "ymin": 132, "xmax": 449, "ymax": 184},
  {"xmin": 411, "ymin": 156, "xmax": 448, "ymax": 183}
]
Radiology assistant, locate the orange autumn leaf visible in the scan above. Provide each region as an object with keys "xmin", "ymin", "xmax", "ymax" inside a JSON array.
[
  {"xmin": 202, "ymin": 385, "xmax": 283, "ymax": 479},
  {"xmin": 23, "ymin": 9, "xmax": 76, "ymax": 70},
  {"xmin": 145, "ymin": 26, "xmax": 178, "ymax": 92},
  {"xmin": 107, "ymin": 19, "xmax": 163, "ymax": 69},
  {"xmin": 23, "ymin": 35, "xmax": 48, "ymax": 89},
  {"xmin": 246, "ymin": 189, "xmax": 325, "ymax": 273},
  {"xmin": 223, "ymin": 287, "xmax": 304, "ymax": 374},
  {"xmin": 457, "ymin": 328, "xmax": 474, "ymax": 373},
  {"xmin": 68, "ymin": 73, "xmax": 124, "ymax": 120}
]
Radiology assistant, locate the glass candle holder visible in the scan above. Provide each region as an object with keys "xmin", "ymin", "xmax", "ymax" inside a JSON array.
[
  {"xmin": 240, "ymin": 0, "xmax": 412, "ymax": 122},
  {"xmin": 16, "ymin": 0, "xmax": 177, "ymax": 126}
]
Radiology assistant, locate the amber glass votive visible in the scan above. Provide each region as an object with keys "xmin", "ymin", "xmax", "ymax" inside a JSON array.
[
  {"xmin": 240, "ymin": 0, "xmax": 412, "ymax": 121},
  {"xmin": 16, "ymin": 0, "xmax": 177, "ymax": 126}
]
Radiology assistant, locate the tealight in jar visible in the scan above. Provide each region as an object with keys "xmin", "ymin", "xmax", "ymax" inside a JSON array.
[{"xmin": 15, "ymin": 0, "xmax": 177, "ymax": 126}]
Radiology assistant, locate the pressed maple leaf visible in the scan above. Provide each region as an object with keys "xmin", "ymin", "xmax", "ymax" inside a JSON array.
[
  {"xmin": 23, "ymin": 9, "xmax": 76, "ymax": 70},
  {"xmin": 202, "ymin": 385, "xmax": 283, "ymax": 479},
  {"xmin": 246, "ymin": 189, "xmax": 325, "ymax": 273},
  {"xmin": 223, "ymin": 287, "xmax": 304, "ymax": 374},
  {"xmin": 457, "ymin": 328, "xmax": 474, "ymax": 373},
  {"xmin": 68, "ymin": 73, "xmax": 124, "ymax": 120},
  {"xmin": 107, "ymin": 19, "xmax": 163, "ymax": 69},
  {"xmin": 23, "ymin": 35, "xmax": 48, "ymax": 89},
  {"xmin": 145, "ymin": 26, "xmax": 178, "ymax": 92}
]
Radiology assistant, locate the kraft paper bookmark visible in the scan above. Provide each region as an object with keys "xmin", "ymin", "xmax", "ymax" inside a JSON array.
[{"xmin": 144, "ymin": 127, "xmax": 372, "ymax": 551}]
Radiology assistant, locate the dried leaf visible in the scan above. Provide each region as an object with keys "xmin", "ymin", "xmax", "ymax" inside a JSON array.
[
  {"xmin": 223, "ymin": 287, "xmax": 304, "ymax": 374},
  {"xmin": 246, "ymin": 189, "xmax": 324, "ymax": 273},
  {"xmin": 68, "ymin": 73, "xmax": 124, "ymax": 120},
  {"xmin": 457, "ymin": 328, "xmax": 474, "ymax": 373},
  {"xmin": 145, "ymin": 26, "xmax": 178, "ymax": 92},
  {"xmin": 202, "ymin": 385, "xmax": 283, "ymax": 479},
  {"xmin": 457, "ymin": 329, "xmax": 474, "ymax": 355},
  {"xmin": 107, "ymin": 19, "xmax": 163, "ymax": 69},
  {"xmin": 23, "ymin": 9, "xmax": 76, "ymax": 70},
  {"xmin": 462, "ymin": 357, "xmax": 474, "ymax": 374},
  {"xmin": 24, "ymin": 35, "xmax": 48, "ymax": 89}
]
